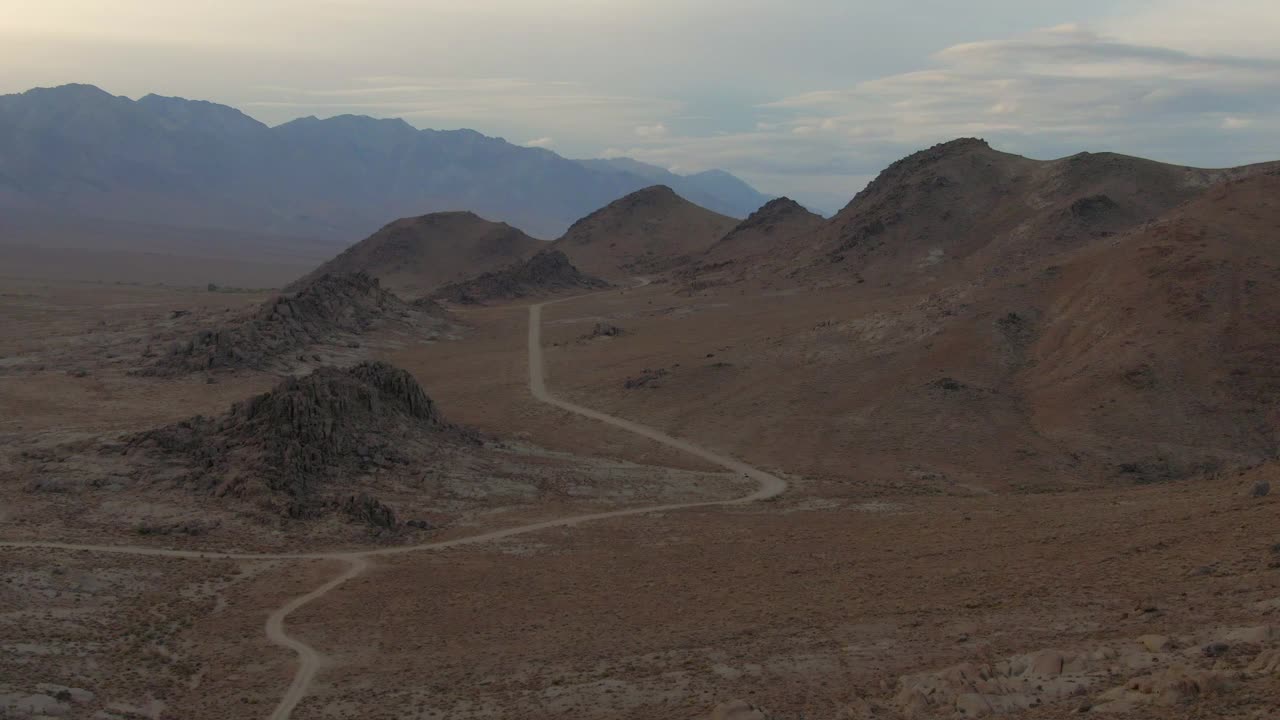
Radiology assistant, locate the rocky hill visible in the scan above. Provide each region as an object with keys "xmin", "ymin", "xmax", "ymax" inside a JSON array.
[
  {"xmin": 432, "ymin": 250, "xmax": 609, "ymax": 305},
  {"xmin": 557, "ymin": 147, "xmax": 1280, "ymax": 494},
  {"xmin": 144, "ymin": 272, "xmax": 442, "ymax": 375},
  {"xmin": 673, "ymin": 198, "xmax": 825, "ymax": 292},
  {"xmin": 127, "ymin": 362, "xmax": 473, "ymax": 526},
  {"xmin": 551, "ymin": 185, "xmax": 738, "ymax": 279},
  {"xmin": 702, "ymin": 197, "xmax": 824, "ymax": 263},
  {"xmin": 290, "ymin": 212, "xmax": 545, "ymax": 297},
  {"xmin": 795, "ymin": 138, "xmax": 1279, "ymax": 287},
  {"xmin": 576, "ymin": 157, "xmax": 774, "ymax": 218},
  {"xmin": 1023, "ymin": 170, "xmax": 1280, "ymax": 480}
]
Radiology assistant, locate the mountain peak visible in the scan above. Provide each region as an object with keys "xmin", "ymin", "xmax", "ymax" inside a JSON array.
[
  {"xmin": 877, "ymin": 137, "xmax": 994, "ymax": 175},
  {"xmin": 9, "ymin": 83, "xmax": 127, "ymax": 110},
  {"xmin": 553, "ymin": 185, "xmax": 737, "ymax": 279},
  {"xmin": 753, "ymin": 196, "xmax": 809, "ymax": 217},
  {"xmin": 26, "ymin": 83, "xmax": 116, "ymax": 99},
  {"xmin": 291, "ymin": 210, "xmax": 543, "ymax": 297},
  {"xmin": 837, "ymin": 137, "xmax": 1001, "ymax": 215},
  {"xmin": 401, "ymin": 210, "xmax": 488, "ymax": 226},
  {"xmin": 728, "ymin": 196, "xmax": 821, "ymax": 234},
  {"xmin": 700, "ymin": 196, "xmax": 825, "ymax": 264},
  {"xmin": 273, "ymin": 113, "xmax": 418, "ymax": 136},
  {"xmin": 136, "ymin": 93, "xmax": 267, "ymax": 134},
  {"xmin": 617, "ymin": 184, "xmax": 680, "ymax": 206}
]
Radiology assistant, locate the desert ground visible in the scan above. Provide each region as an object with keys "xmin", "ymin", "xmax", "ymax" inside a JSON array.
[{"xmin": 2, "ymin": 268, "xmax": 1278, "ymax": 720}]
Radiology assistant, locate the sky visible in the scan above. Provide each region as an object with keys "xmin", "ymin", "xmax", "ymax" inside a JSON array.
[{"xmin": 2, "ymin": 0, "xmax": 1278, "ymax": 212}]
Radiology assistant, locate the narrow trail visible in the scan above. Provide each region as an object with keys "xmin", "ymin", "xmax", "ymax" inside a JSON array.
[{"xmin": 0, "ymin": 284, "xmax": 788, "ymax": 720}]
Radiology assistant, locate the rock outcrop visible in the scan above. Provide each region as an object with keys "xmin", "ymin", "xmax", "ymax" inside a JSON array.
[
  {"xmin": 143, "ymin": 272, "xmax": 434, "ymax": 374},
  {"xmin": 432, "ymin": 249, "xmax": 609, "ymax": 304},
  {"xmin": 127, "ymin": 361, "xmax": 472, "ymax": 524}
]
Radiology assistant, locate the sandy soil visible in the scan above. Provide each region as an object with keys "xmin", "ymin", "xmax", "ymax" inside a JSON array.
[{"xmin": 2, "ymin": 276, "xmax": 1279, "ymax": 720}]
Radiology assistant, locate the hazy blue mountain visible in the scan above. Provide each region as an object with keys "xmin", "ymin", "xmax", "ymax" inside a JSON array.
[
  {"xmin": 0, "ymin": 84, "xmax": 775, "ymax": 253},
  {"xmin": 576, "ymin": 157, "xmax": 773, "ymax": 219}
]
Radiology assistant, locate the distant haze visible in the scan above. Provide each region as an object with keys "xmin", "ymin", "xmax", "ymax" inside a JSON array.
[
  {"xmin": 2, "ymin": 0, "xmax": 1277, "ymax": 211},
  {"xmin": 0, "ymin": 85, "xmax": 774, "ymax": 249}
]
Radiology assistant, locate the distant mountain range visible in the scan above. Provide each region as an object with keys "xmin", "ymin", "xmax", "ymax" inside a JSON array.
[{"xmin": 0, "ymin": 84, "xmax": 774, "ymax": 254}]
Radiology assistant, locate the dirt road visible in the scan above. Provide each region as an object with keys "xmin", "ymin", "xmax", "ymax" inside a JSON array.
[{"xmin": 0, "ymin": 288, "xmax": 787, "ymax": 719}]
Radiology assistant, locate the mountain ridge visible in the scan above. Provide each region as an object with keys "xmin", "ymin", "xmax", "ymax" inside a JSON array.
[{"xmin": 0, "ymin": 83, "xmax": 775, "ymax": 261}]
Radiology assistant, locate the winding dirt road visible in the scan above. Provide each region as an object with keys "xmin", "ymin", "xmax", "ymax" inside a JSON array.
[{"xmin": 0, "ymin": 288, "xmax": 787, "ymax": 720}]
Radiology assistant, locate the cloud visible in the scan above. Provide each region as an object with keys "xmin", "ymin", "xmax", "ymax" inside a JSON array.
[
  {"xmin": 237, "ymin": 77, "xmax": 682, "ymax": 149},
  {"xmin": 757, "ymin": 24, "xmax": 1280, "ymax": 171},
  {"xmin": 524, "ymin": 136, "xmax": 555, "ymax": 148},
  {"xmin": 4, "ymin": 0, "xmax": 1280, "ymax": 206},
  {"xmin": 1103, "ymin": 0, "xmax": 1280, "ymax": 59},
  {"xmin": 634, "ymin": 123, "xmax": 668, "ymax": 138},
  {"xmin": 597, "ymin": 18, "xmax": 1280, "ymax": 204}
]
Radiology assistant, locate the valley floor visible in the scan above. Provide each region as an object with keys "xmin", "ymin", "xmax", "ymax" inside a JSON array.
[{"xmin": 1, "ymin": 278, "xmax": 1278, "ymax": 719}]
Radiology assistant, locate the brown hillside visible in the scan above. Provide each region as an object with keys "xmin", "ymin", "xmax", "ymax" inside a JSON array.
[
  {"xmin": 542, "ymin": 169, "xmax": 1280, "ymax": 493},
  {"xmin": 704, "ymin": 197, "xmax": 824, "ymax": 263},
  {"xmin": 785, "ymin": 138, "xmax": 1278, "ymax": 287},
  {"xmin": 433, "ymin": 249, "xmax": 609, "ymax": 305},
  {"xmin": 678, "ymin": 197, "xmax": 826, "ymax": 290},
  {"xmin": 291, "ymin": 211, "xmax": 545, "ymax": 296},
  {"xmin": 1025, "ymin": 171, "xmax": 1280, "ymax": 479},
  {"xmin": 551, "ymin": 185, "xmax": 737, "ymax": 280}
]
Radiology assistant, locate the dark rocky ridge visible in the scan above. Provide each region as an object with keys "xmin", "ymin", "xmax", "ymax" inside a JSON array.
[
  {"xmin": 838, "ymin": 138, "xmax": 993, "ymax": 214},
  {"xmin": 732, "ymin": 197, "xmax": 815, "ymax": 231},
  {"xmin": 705, "ymin": 196, "xmax": 824, "ymax": 258},
  {"xmin": 432, "ymin": 250, "xmax": 609, "ymax": 304},
  {"xmin": 143, "ymin": 272, "xmax": 432, "ymax": 374},
  {"xmin": 127, "ymin": 361, "xmax": 473, "ymax": 525},
  {"xmin": 801, "ymin": 137, "xmax": 1264, "ymax": 286}
]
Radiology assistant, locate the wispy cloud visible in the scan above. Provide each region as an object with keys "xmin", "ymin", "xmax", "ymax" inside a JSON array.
[
  {"xmin": 239, "ymin": 77, "xmax": 683, "ymax": 145},
  {"xmin": 634, "ymin": 123, "xmax": 668, "ymax": 138},
  {"xmin": 749, "ymin": 25, "xmax": 1280, "ymax": 172}
]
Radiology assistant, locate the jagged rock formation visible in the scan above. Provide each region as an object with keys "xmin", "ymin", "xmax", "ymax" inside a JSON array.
[
  {"xmin": 289, "ymin": 211, "xmax": 545, "ymax": 297},
  {"xmin": 143, "ymin": 272, "xmax": 436, "ymax": 374},
  {"xmin": 550, "ymin": 185, "xmax": 738, "ymax": 279},
  {"xmin": 127, "ymin": 361, "xmax": 473, "ymax": 525},
  {"xmin": 432, "ymin": 250, "xmax": 609, "ymax": 305}
]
